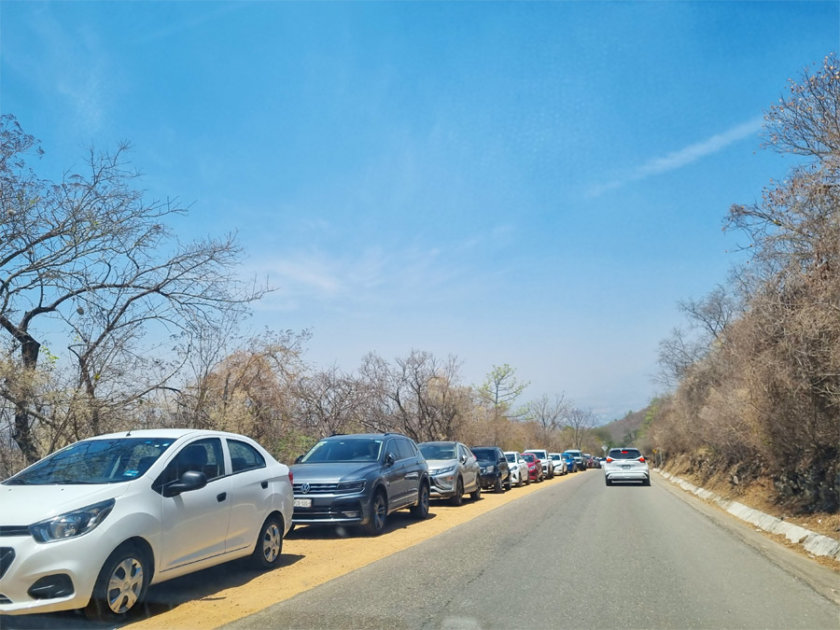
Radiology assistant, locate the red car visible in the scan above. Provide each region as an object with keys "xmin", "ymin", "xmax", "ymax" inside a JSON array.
[{"xmin": 522, "ymin": 452, "xmax": 543, "ymax": 483}]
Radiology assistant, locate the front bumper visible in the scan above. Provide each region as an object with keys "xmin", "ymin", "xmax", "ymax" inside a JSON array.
[
  {"xmin": 292, "ymin": 491, "xmax": 371, "ymax": 526},
  {"xmin": 429, "ymin": 474, "xmax": 457, "ymax": 499}
]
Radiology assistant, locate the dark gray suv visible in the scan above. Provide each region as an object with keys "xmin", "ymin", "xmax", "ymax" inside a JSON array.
[{"xmin": 290, "ymin": 433, "xmax": 430, "ymax": 535}]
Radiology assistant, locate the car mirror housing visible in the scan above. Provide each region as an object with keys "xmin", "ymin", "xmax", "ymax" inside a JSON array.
[
  {"xmin": 163, "ymin": 470, "xmax": 208, "ymax": 497},
  {"xmin": 385, "ymin": 453, "xmax": 396, "ymax": 467}
]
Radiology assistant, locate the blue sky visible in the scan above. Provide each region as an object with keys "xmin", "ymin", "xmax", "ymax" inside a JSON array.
[{"xmin": 1, "ymin": 1, "xmax": 838, "ymax": 420}]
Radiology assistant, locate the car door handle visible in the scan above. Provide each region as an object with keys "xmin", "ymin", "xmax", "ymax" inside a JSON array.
[{"xmin": 217, "ymin": 492, "xmax": 227, "ymax": 502}]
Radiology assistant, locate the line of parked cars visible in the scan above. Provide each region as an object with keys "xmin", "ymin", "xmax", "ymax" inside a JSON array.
[{"xmin": 0, "ymin": 429, "xmax": 610, "ymax": 622}]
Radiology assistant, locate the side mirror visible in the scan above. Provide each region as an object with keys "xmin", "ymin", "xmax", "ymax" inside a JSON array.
[
  {"xmin": 163, "ymin": 470, "xmax": 207, "ymax": 498},
  {"xmin": 294, "ymin": 455, "xmax": 303, "ymax": 464},
  {"xmin": 385, "ymin": 452, "xmax": 396, "ymax": 467}
]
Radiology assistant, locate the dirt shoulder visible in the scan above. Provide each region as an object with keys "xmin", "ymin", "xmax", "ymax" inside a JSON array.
[{"xmin": 126, "ymin": 472, "xmax": 578, "ymax": 630}]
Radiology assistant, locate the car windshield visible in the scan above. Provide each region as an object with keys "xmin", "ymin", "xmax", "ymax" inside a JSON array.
[
  {"xmin": 3, "ymin": 437, "xmax": 174, "ymax": 485},
  {"xmin": 470, "ymin": 448, "xmax": 495, "ymax": 461},
  {"xmin": 610, "ymin": 449, "xmax": 642, "ymax": 460},
  {"xmin": 419, "ymin": 443, "xmax": 456, "ymax": 460},
  {"xmin": 301, "ymin": 438, "xmax": 383, "ymax": 463},
  {"xmin": 505, "ymin": 453, "xmax": 516, "ymax": 463},
  {"xmin": 522, "ymin": 453, "xmax": 536, "ymax": 462}
]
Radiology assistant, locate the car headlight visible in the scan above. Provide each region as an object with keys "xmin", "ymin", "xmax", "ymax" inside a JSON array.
[
  {"xmin": 29, "ymin": 499, "xmax": 115, "ymax": 543},
  {"xmin": 336, "ymin": 480, "xmax": 366, "ymax": 493},
  {"xmin": 431, "ymin": 465, "xmax": 457, "ymax": 476},
  {"xmin": 482, "ymin": 465, "xmax": 494, "ymax": 474}
]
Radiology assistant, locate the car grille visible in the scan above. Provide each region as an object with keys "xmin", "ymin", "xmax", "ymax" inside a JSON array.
[
  {"xmin": 0, "ymin": 526, "xmax": 29, "ymax": 537},
  {"xmin": 293, "ymin": 482, "xmax": 364, "ymax": 494},
  {"xmin": 293, "ymin": 482, "xmax": 339, "ymax": 494},
  {"xmin": 0, "ymin": 548, "xmax": 15, "ymax": 580}
]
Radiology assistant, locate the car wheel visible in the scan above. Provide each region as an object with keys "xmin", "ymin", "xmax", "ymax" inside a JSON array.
[
  {"xmin": 493, "ymin": 476, "xmax": 503, "ymax": 493},
  {"xmin": 470, "ymin": 480, "xmax": 481, "ymax": 501},
  {"xmin": 450, "ymin": 477, "xmax": 464, "ymax": 506},
  {"xmin": 252, "ymin": 514, "xmax": 284, "ymax": 569},
  {"xmin": 643, "ymin": 477, "xmax": 651, "ymax": 486},
  {"xmin": 525, "ymin": 474, "xmax": 531, "ymax": 485},
  {"xmin": 85, "ymin": 543, "xmax": 149, "ymax": 622},
  {"xmin": 410, "ymin": 482, "xmax": 430, "ymax": 519},
  {"xmin": 504, "ymin": 476, "xmax": 512, "ymax": 491},
  {"xmin": 364, "ymin": 490, "xmax": 388, "ymax": 535},
  {"xmin": 605, "ymin": 477, "xmax": 612, "ymax": 486}
]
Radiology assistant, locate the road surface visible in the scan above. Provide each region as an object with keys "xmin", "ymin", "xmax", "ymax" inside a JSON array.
[{"xmin": 225, "ymin": 471, "xmax": 839, "ymax": 629}]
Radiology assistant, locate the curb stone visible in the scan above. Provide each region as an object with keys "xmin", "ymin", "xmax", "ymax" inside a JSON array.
[{"xmin": 656, "ymin": 469, "xmax": 840, "ymax": 562}]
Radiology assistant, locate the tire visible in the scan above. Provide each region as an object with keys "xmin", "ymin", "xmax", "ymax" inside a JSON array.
[
  {"xmin": 493, "ymin": 476, "xmax": 503, "ymax": 493},
  {"xmin": 450, "ymin": 477, "xmax": 464, "ymax": 506},
  {"xmin": 643, "ymin": 477, "xmax": 651, "ymax": 486},
  {"xmin": 525, "ymin": 474, "xmax": 531, "ymax": 485},
  {"xmin": 410, "ymin": 482, "xmax": 430, "ymax": 519},
  {"xmin": 252, "ymin": 514, "xmax": 284, "ymax": 569},
  {"xmin": 516, "ymin": 473, "xmax": 523, "ymax": 488},
  {"xmin": 605, "ymin": 477, "xmax": 612, "ymax": 486},
  {"xmin": 85, "ymin": 543, "xmax": 149, "ymax": 622},
  {"xmin": 364, "ymin": 489, "xmax": 388, "ymax": 535},
  {"xmin": 504, "ymin": 476, "xmax": 512, "ymax": 491},
  {"xmin": 470, "ymin": 480, "xmax": 481, "ymax": 501}
]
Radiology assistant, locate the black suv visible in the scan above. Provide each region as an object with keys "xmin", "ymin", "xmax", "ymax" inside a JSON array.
[
  {"xmin": 290, "ymin": 433, "xmax": 431, "ymax": 535},
  {"xmin": 471, "ymin": 446, "xmax": 511, "ymax": 492}
]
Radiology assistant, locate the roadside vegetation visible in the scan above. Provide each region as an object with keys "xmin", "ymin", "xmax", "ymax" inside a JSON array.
[{"xmin": 644, "ymin": 55, "xmax": 840, "ymax": 515}]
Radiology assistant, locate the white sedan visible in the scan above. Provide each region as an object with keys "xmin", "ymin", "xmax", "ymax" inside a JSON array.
[
  {"xmin": 0, "ymin": 428, "xmax": 293, "ymax": 620},
  {"xmin": 504, "ymin": 451, "xmax": 530, "ymax": 487}
]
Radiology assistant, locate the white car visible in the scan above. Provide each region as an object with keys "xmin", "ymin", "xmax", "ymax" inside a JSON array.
[
  {"xmin": 603, "ymin": 447, "xmax": 650, "ymax": 486},
  {"xmin": 549, "ymin": 452, "xmax": 567, "ymax": 475},
  {"xmin": 0, "ymin": 428, "xmax": 293, "ymax": 620},
  {"xmin": 503, "ymin": 451, "xmax": 530, "ymax": 487}
]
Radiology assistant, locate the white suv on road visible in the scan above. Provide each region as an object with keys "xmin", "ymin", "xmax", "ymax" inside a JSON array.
[{"xmin": 603, "ymin": 447, "xmax": 650, "ymax": 486}]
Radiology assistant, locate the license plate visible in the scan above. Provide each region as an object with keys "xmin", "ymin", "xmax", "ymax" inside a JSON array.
[
  {"xmin": 294, "ymin": 498, "xmax": 312, "ymax": 508},
  {"xmin": 621, "ymin": 465, "xmax": 631, "ymax": 470}
]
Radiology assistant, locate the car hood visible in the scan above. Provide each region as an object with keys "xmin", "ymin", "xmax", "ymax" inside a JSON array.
[
  {"xmin": 290, "ymin": 462, "xmax": 382, "ymax": 483},
  {"xmin": 0, "ymin": 483, "xmax": 131, "ymax": 525},
  {"xmin": 425, "ymin": 458, "xmax": 458, "ymax": 470}
]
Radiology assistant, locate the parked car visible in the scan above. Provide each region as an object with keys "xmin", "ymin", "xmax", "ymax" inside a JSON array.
[
  {"xmin": 603, "ymin": 447, "xmax": 650, "ymax": 486},
  {"xmin": 504, "ymin": 450, "xmax": 530, "ymax": 486},
  {"xmin": 0, "ymin": 429, "xmax": 293, "ymax": 620},
  {"xmin": 419, "ymin": 441, "xmax": 481, "ymax": 505},
  {"xmin": 290, "ymin": 433, "xmax": 430, "ymax": 536},
  {"xmin": 524, "ymin": 448, "xmax": 554, "ymax": 479},
  {"xmin": 563, "ymin": 449, "xmax": 586, "ymax": 472},
  {"xmin": 549, "ymin": 452, "xmax": 567, "ymax": 475},
  {"xmin": 470, "ymin": 446, "xmax": 511, "ymax": 492},
  {"xmin": 521, "ymin": 451, "xmax": 543, "ymax": 482},
  {"xmin": 561, "ymin": 451, "xmax": 578, "ymax": 472}
]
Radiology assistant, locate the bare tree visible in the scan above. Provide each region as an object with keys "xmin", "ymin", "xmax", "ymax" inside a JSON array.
[
  {"xmin": 526, "ymin": 393, "xmax": 568, "ymax": 445},
  {"xmin": 0, "ymin": 115, "xmax": 264, "ymax": 462},
  {"xmin": 566, "ymin": 407, "xmax": 596, "ymax": 450}
]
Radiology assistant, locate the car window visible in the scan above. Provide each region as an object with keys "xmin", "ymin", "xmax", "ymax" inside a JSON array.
[
  {"xmin": 302, "ymin": 438, "xmax": 382, "ymax": 462},
  {"xmin": 396, "ymin": 437, "xmax": 416, "ymax": 461},
  {"xmin": 609, "ymin": 448, "xmax": 642, "ymax": 460},
  {"xmin": 228, "ymin": 439, "xmax": 266, "ymax": 473},
  {"xmin": 3, "ymin": 437, "xmax": 175, "ymax": 485},
  {"xmin": 420, "ymin": 443, "xmax": 456, "ymax": 460},
  {"xmin": 156, "ymin": 438, "xmax": 224, "ymax": 487}
]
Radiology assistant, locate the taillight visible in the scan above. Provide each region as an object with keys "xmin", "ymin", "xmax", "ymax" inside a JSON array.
[
  {"xmin": 638, "ymin": 457, "xmax": 645, "ymax": 463},
  {"xmin": 606, "ymin": 457, "xmax": 613, "ymax": 463},
  {"xmin": 289, "ymin": 469, "xmax": 294, "ymax": 484}
]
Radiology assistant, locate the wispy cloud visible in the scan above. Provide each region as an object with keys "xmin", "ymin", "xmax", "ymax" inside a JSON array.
[{"xmin": 589, "ymin": 116, "xmax": 764, "ymax": 197}]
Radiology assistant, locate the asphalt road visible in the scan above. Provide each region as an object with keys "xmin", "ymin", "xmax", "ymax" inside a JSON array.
[{"xmin": 225, "ymin": 471, "xmax": 840, "ymax": 630}]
